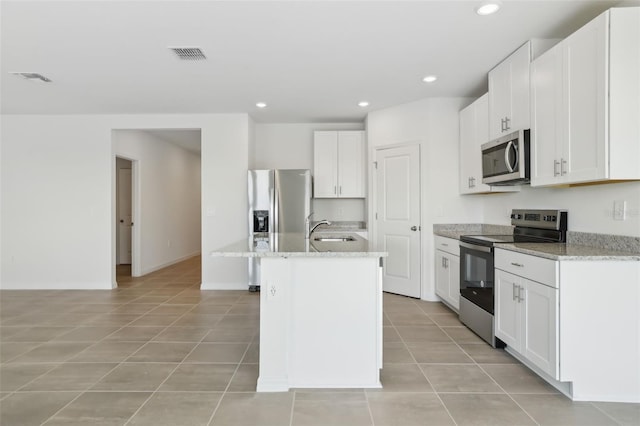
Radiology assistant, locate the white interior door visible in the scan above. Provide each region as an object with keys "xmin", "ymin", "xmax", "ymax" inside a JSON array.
[
  {"xmin": 118, "ymin": 168, "xmax": 132, "ymax": 265},
  {"xmin": 375, "ymin": 145, "xmax": 421, "ymax": 298}
]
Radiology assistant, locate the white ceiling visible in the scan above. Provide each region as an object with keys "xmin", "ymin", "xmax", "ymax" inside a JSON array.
[{"xmin": 1, "ymin": 0, "xmax": 635, "ymax": 123}]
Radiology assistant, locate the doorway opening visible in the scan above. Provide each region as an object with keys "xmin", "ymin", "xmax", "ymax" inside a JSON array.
[{"xmin": 112, "ymin": 129, "xmax": 202, "ymax": 288}]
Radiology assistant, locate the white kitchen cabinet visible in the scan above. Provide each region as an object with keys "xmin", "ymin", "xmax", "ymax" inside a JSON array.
[
  {"xmin": 489, "ymin": 39, "xmax": 559, "ymax": 140},
  {"xmin": 434, "ymin": 236, "xmax": 460, "ymax": 311},
  {"xmin": 314, "ymin": 131, "xmax": 365, "ymax": 198},
  {"xmin": 459, "ymin": 94, "xmax": 519, "ymax": 194},
  {"xmin": 531, "ymin": 8, "xmax": 640, "ymax": 187},
  {"xmin": 495, "ymin": 248, "xmax": 640, "ymax": 402},
  {"xmin": 495, "ymin": 269, "xmax": 558, "ymax": 378}
]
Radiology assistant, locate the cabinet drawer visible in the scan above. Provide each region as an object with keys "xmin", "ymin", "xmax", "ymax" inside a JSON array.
[
  {"xmin": 434, "ymin": 236, "xmax": 459, "ymax": 257},
  {"xmin": 495, "ymin": 249, "xmax": 558, "ymax": 287}
]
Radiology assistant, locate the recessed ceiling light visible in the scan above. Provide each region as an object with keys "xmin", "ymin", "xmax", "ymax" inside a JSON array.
[
  {"xmin": 10, "ymin": 72, "xmax": 52, "ymax": 82},
  {"xmin": 475, "ymin": 1, "xmax": 501, "ymax": 16},
  {"xmin": 256, "ymin": 102, "xmax": 267, "ymax": 108},
  {"xmin": 422, "ymin": 75, "xmax": 438, "ymax": 83},
  {"xmin": 358, "ymin": 101, "xmax": 370, "ymax": 107}
]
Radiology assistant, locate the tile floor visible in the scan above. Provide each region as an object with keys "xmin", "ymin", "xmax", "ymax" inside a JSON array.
[{"xmin": 1, "ymin": 257, "xmax": 638, "ymax": 425}]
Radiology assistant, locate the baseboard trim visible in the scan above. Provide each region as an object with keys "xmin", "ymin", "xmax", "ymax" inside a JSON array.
[
  {"xmin": 200, "ymin": 282, "xmax": 248, "ymax": 290},
  {"xmin": 0, "ymin": 282, "xmax": 114, "ymax": 290}
]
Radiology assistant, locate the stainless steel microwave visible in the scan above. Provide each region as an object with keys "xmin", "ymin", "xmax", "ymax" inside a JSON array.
[{"xmin": 481, "ymin": 129, "xmax": 530, "ymax": 185}]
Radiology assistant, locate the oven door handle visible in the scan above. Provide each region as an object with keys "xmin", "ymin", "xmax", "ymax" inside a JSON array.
[{"xmin": 459, "ymin": 241, "xmax": 492, "ymax": 253}]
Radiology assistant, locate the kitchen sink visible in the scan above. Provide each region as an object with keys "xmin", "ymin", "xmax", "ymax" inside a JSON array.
[{"xmin": 313, "ymin": 236, "xmax": 356, "ymax": 242}]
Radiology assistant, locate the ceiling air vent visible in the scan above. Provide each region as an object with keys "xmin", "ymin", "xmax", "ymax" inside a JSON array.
[
  {"xmin": 169, "ymin": 47, "xmax": 207, "ymax": 61},
  {"xmin": 10, "ymin": 72, "xmax": 52, "ymax": 82}
]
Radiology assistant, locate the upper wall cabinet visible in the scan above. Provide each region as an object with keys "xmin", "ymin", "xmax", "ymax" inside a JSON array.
[
  {"xmin": 459, "ymin": 94, "xmax": 519, "ymax": 194},
  {"xmin": 488, "ymin": 40, "xmax": 558, "ymax": 140},
  {"xmin": 531, "ymin": 7, "xmax": 640, "ymax": 187},
  {"xmin": 314, "ymin": 131, "xmax": 365, "ymax": 198}
]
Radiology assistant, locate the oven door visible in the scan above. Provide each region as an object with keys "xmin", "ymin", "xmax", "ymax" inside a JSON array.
[{"xmin": 459, "ymin": 241, "xmax": 494, "ymax": 314}]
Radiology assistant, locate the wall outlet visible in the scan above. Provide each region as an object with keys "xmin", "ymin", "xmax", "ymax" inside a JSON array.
[{"xmin": 613, "ymin": 200, "xmax": 626, "ymax": 221}]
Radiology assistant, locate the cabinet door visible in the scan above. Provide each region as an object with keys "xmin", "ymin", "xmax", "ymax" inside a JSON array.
[
  {"xmin": 509, "ymin": 42, "xmax": 532, "ymax": 133},
  {"xmin": 495, "ymin": 270, "xmax": 521, "ymax": 350},
  {"xmin": 563, "ymin": 12, "xmax": 608, "ymax": 184},
  {"xmin": 448, "ymin": 254, "xmax": 460, "ymax": 311},
  {"xmin": 337, "ymin": 131, "xmax": 365, "ymax": 198},
  {"xmin": 488, "ymin": 61, "xmax": 511, "ymax": 140},
  {"xmin": 531, "ymin": 43, "xmax": 563, "ymax": 186},
  {"xmin": 522, "ymin": 279, "xmax": 558, "ymax": 378},
  {"xmin": 435, "ymin": 251, "xmax": 450, "ymax": 302},
  {"xmin": 313, "ymin": 131, "xmax": 338, "ymax": 198}
]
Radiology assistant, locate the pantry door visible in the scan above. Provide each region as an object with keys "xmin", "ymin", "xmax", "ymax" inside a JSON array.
[{"xmin": 375, "ymin": 144, "xmax": 421, "ymax": 298}]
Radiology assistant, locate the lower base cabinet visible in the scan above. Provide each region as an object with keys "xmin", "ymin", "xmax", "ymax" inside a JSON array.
[
  {"xmin": 434, "ymin": 236, "xmax": 460, "ymax": 311},
  {"xmin": 495, "ymin": 269, "xmax": 558, "ymax": 378}
]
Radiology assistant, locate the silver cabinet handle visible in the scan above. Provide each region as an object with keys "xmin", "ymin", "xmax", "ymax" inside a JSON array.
[
  {"xmin": 561, "ymin": 159, "xmax": 567, "ymax": 176},
  {"xmin": 441, "ymin": 243, "xmax": 448, "ymax": 247},
  {"xmin": 410, "ymin": 226, "xmax": 418, "ymax": 231},
  {"xmin": 511, "ymin": 262, "xmax": 524, "ymax": 267},
  {"xmin": 554, "ymin": 160, "xmax": 560, "ymax": 177},
  {"xmin": 512, "ymin": 283, "xmax": 518, "ymax": 301},
  {"xmin": 334, "ymin": 186, "xmax": 337, "ymax": 195},
  {"xmin": 444, "ymin": 258, "xmax": 448, "ymax": 268},
  {"xmin": 518, "ymin": 285, "xmax": 525, "ymax": 303},
  {"xmin": 339, "ymin": 185, "xmax": 342, "ymax": 195},
  {"xmin": 500, "ymin": 118, "xmax": 505, "ymax": 132},
  {"xmin": 504, "ymin": 117, "xmax": 511, "ymax": 131}
]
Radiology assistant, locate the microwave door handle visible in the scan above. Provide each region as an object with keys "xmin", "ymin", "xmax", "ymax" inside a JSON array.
[{"xmin": 504, "ymin": 141, "xmax": 518, "ymax": 173}]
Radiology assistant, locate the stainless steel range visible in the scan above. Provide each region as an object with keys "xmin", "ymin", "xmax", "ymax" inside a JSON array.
[{"xmin": 458, "ymin": 209, "xmax": 567, "ymax": 347}]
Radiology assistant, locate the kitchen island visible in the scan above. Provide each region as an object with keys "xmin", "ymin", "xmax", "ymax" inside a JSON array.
[{"xmin": 211, "ymin": 233, "xmax": 387, "ymax": 392}]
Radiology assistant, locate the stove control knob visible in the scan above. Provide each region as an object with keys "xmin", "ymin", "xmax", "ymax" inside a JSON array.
[
  {"xmin": 543, "ymin": 215, "xmax": 557, "ymax": 222},
  {"xmin": 511, "ymin": 214, "xmax": 522, "ymax": 220}
]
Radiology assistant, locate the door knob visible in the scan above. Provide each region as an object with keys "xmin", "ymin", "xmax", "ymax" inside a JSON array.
[
  {"xmin": 120, "ymin": 219, "xmax": 124, "ymax": 223},
  {"xmin": 410, "ymin": 226, "xmax": 418, "ymax": 231}
]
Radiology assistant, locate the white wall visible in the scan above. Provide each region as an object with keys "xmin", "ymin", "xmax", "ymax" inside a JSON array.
[
  {"xmin": 367, "ymin": 98, "xmax": 484, "ymax": 301},
  {"xmin": 252, "ymin": 122, "xmax": 367, "ymax": 222},
  {"xmin": 113, "ymin": 130, "xmax": 201, "ymax": 276},
  {"xmin": 482, "ymin": 182, "xmax": 640, "ymax": 236},
  {"xmin": 0, "ymin": 114, "xmax": 249, "ymax": 289}
]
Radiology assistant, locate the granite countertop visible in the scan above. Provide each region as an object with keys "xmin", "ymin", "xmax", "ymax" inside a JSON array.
[
  {"xmin": 210, "ymin": 232, "xmax": 386, "ymax": 258},
  {"xmin": 311, "ymin": 221, "xmax": 367, "ymax": 233},
  {"xmin": 496, "ymin": 243, "xmax": 640, "ymax": 261},
  {"xmin": 433, "ymin": 224, "xmax": 513, "ymax": 240}
]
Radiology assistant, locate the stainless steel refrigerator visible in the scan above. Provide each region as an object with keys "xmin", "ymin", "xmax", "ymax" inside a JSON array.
[{"xmin": 248, "ymin": 169, "xmax": 311, "ymax": 290}]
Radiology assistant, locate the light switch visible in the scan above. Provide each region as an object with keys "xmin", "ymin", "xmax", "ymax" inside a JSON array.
[{"xmin": 613, "ymin": 200, "xmax": 626, "ymax": 221}]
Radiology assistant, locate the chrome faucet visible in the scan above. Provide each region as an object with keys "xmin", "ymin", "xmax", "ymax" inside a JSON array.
[{"xmin": 305, "ymin": 212, "xmax": 331, "ymax": 239}]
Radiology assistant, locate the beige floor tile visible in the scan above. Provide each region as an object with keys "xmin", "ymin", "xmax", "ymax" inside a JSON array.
[
  {"xmin": 440, "ymin": 326, "xmax": 485, "ymax": 344},
  {"xmin": 227, "ymin": 363, "xmax": 259, "ymax": 392},
  {"xmin": 21, "ymin": 363, "xmax": 117, "ymax": 391},
  {"xmin": 416, "ymin": 301, "xmax": 455, "ymax": 314},
  {"xmin": 160, "ymin": 363, "xmax": 237, "ymax": 391},
  {"xmin": 11, "ymin": 342, "xmax": 92, "ymax": 363},
  {"xmin": 68, "ymin": 341, "xmax": 145, "ymax": 362},
  {"xmin": 367, "ymin": 392, "xmax": 455, "ymax": 426},
  {"xmin": 148, "ymin": 304, "xmax": 194, "ymax": 315},
  {"xmin": 512, "ymin": 394, "xmax": 619, "ymax": 425},
  {"xmin": 0, "ymin": 391, "xmax": 79, "ymax": 426},
  {"xmin": 216, "ymin": 315, "xmax": 260, "ymax": 328},
  {"xmin": 129, "ymin": 295, "xmax": 173, "ymax": 304},
  {"xmin": 0, "ymin": 342, "xmax": 41, "ymax": 362},
  {"xmin": 292, "ymin": 392, "xmax": 372, "ymax": 426},
  {"xmin": 104, "ymin": 326, "xmax": 165, "ymax": 341},
  {"xmin": 2, "ymin": 326, "xmax": 75, "ymax": 342},
  {"xmin": 51, "ymin": 326, "xmax": 119, "ymax": 342},
  {"xmin": 481, "ymin": 363, "xmax": 559, "ymax": 394},
  {"xmin": 382, "ymin": 303, "xmax": 424, "ymax": 315},
  {"xmin": 189, "ymin": 304, "xmax": 233, "ymax": 314},
  {"xmin": 91, "ymin": 362, "xmax": 177, "ymax": 391},
  {"xmin": 153, "ymin": 326, "xmax": 211, "ymax": 342},
  {"xmin": 386, "ymin": 312, "xmax": 435, "ymax": 326},
  {"xmin": 85, "ymin": 313, "xmax": 142, "ymax": 327},
  {"xmin": 375, "ymin": 363, "xmax": 434, "ymax": 392},
  {"xmin": 128, "ymin": 391, "xmax": 222, "ymax": 426},
  {"xmin": 227, "ymin": 304, "xmax": 259, "ymax": 315},
  {"xmin": 428, "ymin": 313, "xmax": 463, "ymax": 327},
  {"xmin": 46, "ymin": 314, "xmax": 101, "ymax": 326},
  {"xmin": 212, "ymin": 392, "xmax": 294, "ymax": 426},
  {"xmin": 203, "ymin": 327, "xmax": 257, "ymax": 343},
  {"xmin": 126, "ymin": 342, "xmax": 196, "ymax": 362},
  {"xmin": 383, "ymin": 342, "xmax": 415, "ymax": 363},
  {"xmin": 421, "ymin": 364, "xmax": 503, "ymax": 393},
  {"xmin": 44, "ymin": 391, "xmax": 151, "ymax": 425},
  {"xmin": 112, "ymin": 304, "xmax": 158, "ymax": 315},
  {"xmin": 459, "ymin": 343, "xmax": 518, "ymax": 364},
  {"xmin": 242, "ymin": 342, "xmax": 259, "ymax": 363},
  {"xmin": 440, "ymin": 393, "xmax": 536, "ymax": 426},
  {"xmin": 382, "ymin": 326, "xmax": 402, "ymax": 342},
  {"xmin": 396, "ymin": 326, "xmax": 453, "ymax": 343},
  {"xmin": 128, "ymin": 314, "xmax": 180, "ymax": 327},
  {"xmin": 185, "ymin": 343, "xmax": 249, "ymax": 363},
  {"xmin": 592, "ymin": 401, "xmax": 640, "ymax": 425},
  {"xmin": 201, "ymin": 296, "xmax": 244, "ymax": 305},
  {"xmin": 407, "ymin": 342, "xmax": 474, "ymax": 364},
  {"xmin": 0, "ymin": 363, "xmax": 57, "ymax": 391},
  {"xmin": 172, "ymin": 313, "xmax": 224, "ymax": 327}
]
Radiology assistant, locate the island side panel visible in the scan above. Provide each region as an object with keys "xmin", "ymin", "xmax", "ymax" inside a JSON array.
[
  {"xmin": 257, "ymin": 256, "xmax": 382, "ymax": 391},
  {"xmin": 288, "ymin": 257, "xmax": 381, "ymax": 388}
]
